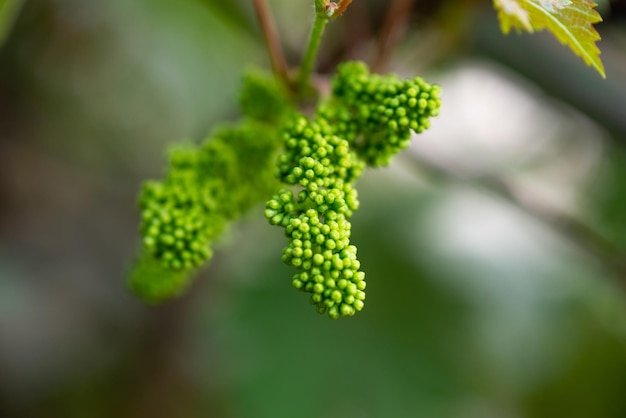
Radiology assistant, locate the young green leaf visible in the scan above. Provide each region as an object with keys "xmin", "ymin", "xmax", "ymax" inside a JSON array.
[{"xmin": 493, "ymin": 0, "xmax": 605, "ymax": 78}]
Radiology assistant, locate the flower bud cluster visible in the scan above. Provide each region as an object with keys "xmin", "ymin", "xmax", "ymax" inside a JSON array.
[
  {"xmin": 133, "ymin": 121, "xmax": 282, "ymax": 302},
  {"xmin": 265, "ymin": 117, "xmax": 366, "ymax": 318},
  {"xmin": 139, "ymin": 145, "xmax": 221, "ymax": 273},
  {"xmin": 267, "ymin": 61, "xmax": 441, "ymax": 318},
  {"xmin": 320, "ymin": 61, "xmax": 442, "ymax": 166}
]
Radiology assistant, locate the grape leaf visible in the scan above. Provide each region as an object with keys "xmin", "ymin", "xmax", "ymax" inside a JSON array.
[
  {"xmin": 493, "ymin": 0, "xmax": 605, "ymax": 78},
  {"xmin": 0, "ymin": 0, "xmax": 24, "ymax": 47}
]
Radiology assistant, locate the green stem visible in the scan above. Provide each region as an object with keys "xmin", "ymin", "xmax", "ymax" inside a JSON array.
[{"xmin": 298, "ymin": 13, "xmax": 328, "ymax": 94}]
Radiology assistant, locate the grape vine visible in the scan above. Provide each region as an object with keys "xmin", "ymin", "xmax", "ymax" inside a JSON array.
[
  {"xmin": 127, "ymin": 0, "xmax": 444, "ymax": 317},
  {"xmin": 264, "ymin": 61, "xmax": 441, "ymax": 318},
  {"xmin": 127, "ymin": 0, "xmax": 603, "ymax": 317}
]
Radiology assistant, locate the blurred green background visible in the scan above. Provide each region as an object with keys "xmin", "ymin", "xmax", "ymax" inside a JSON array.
[{"xmin": 2, "ymin": 1, "xmax": 626, "ymax": 417}]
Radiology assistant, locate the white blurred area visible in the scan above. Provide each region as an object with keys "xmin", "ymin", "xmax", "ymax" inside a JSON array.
[
  {"xmin": 402, "ymin": 60, "xmax": 621, "ymax": 296},
  {"xmin": 413, "ymin": 60, "xmax": 605, "ymax": 216},
  {"xmin": 408, "ymin": 60, "xmax": 607, "ymax": 267},
  {"xmin": 407, "ymin": 60, "xmax": 610, "ymax": 261}
]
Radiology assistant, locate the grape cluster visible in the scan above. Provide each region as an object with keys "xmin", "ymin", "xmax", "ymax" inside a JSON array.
[
  {"xmin": 130, "ymin": 62, "xmax": 441, "ymax": 311},
  {"xmin": 266, "ymin": 61, "xmax": 441, "ymax": 318},
  {"xmin": 265, "ymin": 117, "xmax": 366, "ymax": 318},
  {"xmin": 130, "ymin": 68, "xmax": 292, "ymax": 303},
  {"xmin": 319, "ymin": 61, "xmax": 442, "ymax": 166},
  {"xmin": 139, "ymin": 145, "xmax": 221, "ymax": 273},
  {"xmin": 132, "ymin": 120, "xmax": 282, "ymax": 302}
]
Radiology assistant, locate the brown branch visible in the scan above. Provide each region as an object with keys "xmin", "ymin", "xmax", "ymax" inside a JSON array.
[
  {"xmin": 253, "ymin": 0, "xmax": 291, "ymax": 88},
  {"xmin": 371, "ymin": 0, "xmax": 414, "ymax": 73},
  {"xmin": 334, "ymin": 0, "xmax": 353, "ymax": 17}
]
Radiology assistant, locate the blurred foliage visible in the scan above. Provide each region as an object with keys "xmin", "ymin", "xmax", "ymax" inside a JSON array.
[
  {"xmin": 1, "ymin": 1, "xmax": 626, "ymax": 417},
  {"xmin": 194, "ymin": 0, "xmax": 254, "ymax": 34},
  {"xmin": 591, "ymin": 147, "xmax": 626, "ymax": 250},
  {"xmin": 0, "ymin": 0, "xmax": 23, "ymax": 46}
]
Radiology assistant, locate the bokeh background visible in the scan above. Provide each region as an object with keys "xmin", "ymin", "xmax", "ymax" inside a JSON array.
[{"xmin": 1, "ymin": 0, "xmax": 626, "ymax": 417}]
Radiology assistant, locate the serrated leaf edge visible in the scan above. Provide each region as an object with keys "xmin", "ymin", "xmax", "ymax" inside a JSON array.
[{"xmin": 525, "ymin": 0, "xmax": 605, "ymax": 77}]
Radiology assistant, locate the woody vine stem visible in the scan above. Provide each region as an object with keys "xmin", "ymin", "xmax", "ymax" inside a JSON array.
[{"xmin": 252, "ymin": 0, "xmax": 289, "ymax": 88}]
